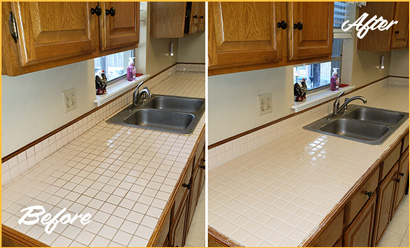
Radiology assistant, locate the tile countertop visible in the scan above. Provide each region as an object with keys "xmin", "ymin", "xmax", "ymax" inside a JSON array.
[
  {"xmin": 2, "ymin": 71, "xmax": 205, "ymax": 247},
  {"xmin": 209, "ymin": 83, "xmax": 409, "ymax": 247}
]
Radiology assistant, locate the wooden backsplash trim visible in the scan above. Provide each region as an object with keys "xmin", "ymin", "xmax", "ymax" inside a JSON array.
[
  {"xmin": 2, "ymin": 62, "xmax": 202, "ymax": 163},
  {"xmin": 209, "ymin": 75, "xmax": 403, "ymax": 149}
]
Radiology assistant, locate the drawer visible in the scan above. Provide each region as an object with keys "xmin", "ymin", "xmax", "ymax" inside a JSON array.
[
  {"xmin": 346, "ymin": 167, "xmax": 379, "ymax": 225},
  {"xmin": 172, "ymin": 159, "xmax": 193, "ymax": 220},
  {"xmin": 402, "ymin": 132, "xmax": 409, "ymax": 154},
  {"xmin": 308, "ymin": 210, "xmax": 344, "ymax": 247},
  {"xmin": 382, "ymin": 143, "xmax": 401, "ymax": 180}
]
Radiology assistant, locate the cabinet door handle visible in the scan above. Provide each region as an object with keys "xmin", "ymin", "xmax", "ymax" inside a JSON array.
[
  {"xmin": 106, "ymin": 7, "xmax": 116, "ymax": 16},
  {"xmin": 193, "ymin": 15, "xmax": 198, "ymax": 19},
  {"xmin": 8, "ymin": 12, "xmax": 18, "ymax": 43},
  {"xmin": 277, "ymin": 20, "xmax": 287, "ymax": 29},
  {"xmin": 91, "ymin": 5, "xmax": 102, "ymax": 16},
  {"xmin": 395, "ymin": 30, "xmax": 400, "ymax": 34},
  {"xmin": 200, "ymin": 165, "xmax": 205, "ymax": 169},
  {"xmin": 399, "ymin": 172, "xmax": 405, "ymax": 177},
  {"xmin": 294, "ymin": 22, "xmax": 303, "ymax": 30},
  {"xmin": 364, "ymin": 191, "xmax": 373, "ymax": 198},
  {"xmin": 182, "ymin": 183, "xmax": 191, "ymax": 190},
  {"xmin": 395, "ymin": 178, "xmax": 401, "ymax": 183},
  {"xmin": 200, "ymin": 15, "xmax": 204, "ymax": 19}
]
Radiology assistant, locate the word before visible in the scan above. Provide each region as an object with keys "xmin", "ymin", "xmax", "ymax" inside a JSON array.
[
  {"xmin": 342, "ymin": 12, "xmax": 398, "ymax": 39},
  {"xmin": 19, "ymin": 206, "xmax": 92, "ymax": 234}
]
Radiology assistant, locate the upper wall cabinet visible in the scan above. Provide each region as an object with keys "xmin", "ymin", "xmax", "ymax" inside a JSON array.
[
  {"xmin": 208, "ymin": 2, "xmax": 334, "ymax": 75},
  {"xmin": 2, "ymin": 2, "xmax": 140, "ymax": 76},
  {"xmin": 150, "ymin": 2, "xmax": 205, "ymax": 38},
  {"xmin": 100, "ymin": 2, "xmax": 140, "ymax": 50},
  {"xmin": 208, "ymin": 2, "xmax": 284, "ymax": 68},
  {"xmin": 287, "ymin": 2, "xmax": 334, "ymax": 60},
  {"xmin": 357, "ymin": 2, "xmax": 409, "ymax": 51}
]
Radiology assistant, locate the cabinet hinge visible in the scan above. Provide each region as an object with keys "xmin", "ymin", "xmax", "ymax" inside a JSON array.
[{"xmin": 9, "ymin": 11, "xmax": 18, "ymax": 43}]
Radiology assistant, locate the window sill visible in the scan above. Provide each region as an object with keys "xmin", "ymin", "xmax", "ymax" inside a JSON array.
[
  {"xmin": 291, "ymin": 85, "xmax": 355, "ymax": 112},
  {"xmin": 94, "ymin": 74, "xmax": 151, "ymax": 106}
]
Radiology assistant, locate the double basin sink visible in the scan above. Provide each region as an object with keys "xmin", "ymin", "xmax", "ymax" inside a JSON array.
[
  {"xmin": 107, "ymin": 95, "xmax": 205, "ymax": 134},
  {"xmin": 304, "ymin": 105, "xmax": 408, "ymax": 145}
]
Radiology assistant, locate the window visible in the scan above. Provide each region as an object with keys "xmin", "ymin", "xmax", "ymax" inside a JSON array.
[
  {"xmin": 94, "ymin": 49, "xmax": 134, "ymax": 82},
  {"xmin": 293, "ymin": 2, "xmax": 350, "ymax": 91}
]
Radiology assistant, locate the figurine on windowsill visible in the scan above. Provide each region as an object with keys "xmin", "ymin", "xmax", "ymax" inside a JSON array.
[
  {"xmin": 95, "ymin": 70, "xmax": 108, "ymax": 95},
  {"xmin": 294, "ymin": 78, "xmax": 307, "ymax": 102}
]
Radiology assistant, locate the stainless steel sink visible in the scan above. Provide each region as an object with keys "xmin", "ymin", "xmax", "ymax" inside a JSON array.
[
  {"xmin": 320, "ymin": 119, "xmax": 390, "ymax": 142},
  {"xmin": 304, "ymin": 105, "xmax": 408, "ymax": 145},
  {"xmin": 107, "ymin": 95, "xmax": 205, "ymax": 134},
  {"xmin": 344, "ymin": 107, "xmax": 405, "ymax": 126}
]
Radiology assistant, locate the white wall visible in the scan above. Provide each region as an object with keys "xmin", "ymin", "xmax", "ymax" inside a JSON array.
[
  {"xmin": 2, "ymin": 60, "xmax": 96, "ymax": 156},
  {"xmin": 178, "ymin": 32, "xmax": 205, "ymax": 63},
  {"xmin": 208, "ymin": 66, "xmax": 294, "ymax": 144},
  {"xmin": 390, "ymin": 49, "xmax": 409, "ymax": 77}
]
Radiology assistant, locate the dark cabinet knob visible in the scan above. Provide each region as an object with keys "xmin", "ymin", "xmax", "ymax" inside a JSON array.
[
  {"xmin": 106, "ymin": 7, "xmax": 116, "ymax": 16},
  {"xmin": 395, "ymin": 178, "xmax": 401, "ymax": 183},
  {"xmin": 200, "ymin": 16, "xmax": 204, "ymax": 19},
  {"xmin": 91, "ymin": 5, "xmax": 102, "ymax": 16},
  {"xmin": 193, "ymin": 15, "xmax": 198, "ymax": 19},
  {"xmin": 277, "ymin": 21, "xmax": 287, "ymax": 29},
  {"xmin": 182, "ymin": 183, "xmax": 191, "ymax": 190},
  {"xmin": 200, "ymin": 165, "xmax": 205, "ymax": 169},
  {"xmin": 365, "ymin": 191, "xmax": 373, "ymax": 198},
  {"xmin": 395, "ymin": 30, "xmax": 400, "ymax": 34},
  {"xmin": 399, "ymin": 172, "xmax": 405, "ymax": 177},
  {"xmin": 294, "ymin": 22, "xmax": 303, "ymax": 30}
]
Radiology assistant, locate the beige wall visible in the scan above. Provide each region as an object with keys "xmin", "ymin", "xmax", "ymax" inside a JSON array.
[
  {"xmin": 208, "ymin": 66, "xmax": 294, "ymax": 144},
  {"xmin": 2, "ymin": 60, "xmax": 96, "ymax": 156},
  {"xmin": 178, "ymin": 32, "xmax": 205, "ymax": 63},
  {"xmin": 390, "ymin": 49, "xmax": 409, "ymax": 77}
]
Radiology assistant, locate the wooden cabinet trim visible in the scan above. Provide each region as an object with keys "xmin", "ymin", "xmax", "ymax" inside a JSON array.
[
  {"xmin": 2, "ymin": 225, "xmax": 49, "ymax": 247},
  {"xmin": 208, "ymin": 226, "xmax": 242, "ymax": 247}
]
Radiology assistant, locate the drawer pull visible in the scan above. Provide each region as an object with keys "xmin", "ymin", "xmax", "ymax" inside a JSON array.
[
  {"xmin": 182, "ymin": 183, "xmax": 191, "ymax": 190},
  {"xmin": 395, "ymin": 178, "xmax": 401, "ymax": 183},
  {"xmin": 399, "ymin": 172, "xmax": 405, "ymax": 177},
  {"xmin": 365, "ymin": 191, "xmax": 373, "ymax": 198}
]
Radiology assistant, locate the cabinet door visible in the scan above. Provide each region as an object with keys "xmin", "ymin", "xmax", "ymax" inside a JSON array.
[
  {"xmin": 100, "ymin": 2, "xmax": 140, "ymax": 50},
  {"xmin": 393, "ymin": 148, "xmax": 409, "ymax": 212},
  {"xmin": 287, "ymin": 2, "xmax": 334, "ymax": 60},
  {"xmin": 150, "ymin": 2, "xmax": 186, "ymax": 38},
  {"xmin": 208, "ymin": 2, "xmax": 284, "ymax": 68},
  {"xmin": 391, "ymin": 2, "xmax": 409, "ymax": 50},
  {"xmin": 170, "ymin": 192, "xmax": 189, "ymax": 247},
  {"xmin": 189, "ymin": 2, "xmax": 200, "ymax": 34},
  {"xmin": 373, "ymin": 163, "xmax": 398, "ymax": 246},
  {"xmin": 344, "ymin": 193, "xmax": 377, "ymax": 247},
  {"xmin": 198, "ymin": 3, "xmax": 205, "ymax": 32},
  {"xmin": 10, "ymin": 2, "xmax": 98, "ymax": 66}
]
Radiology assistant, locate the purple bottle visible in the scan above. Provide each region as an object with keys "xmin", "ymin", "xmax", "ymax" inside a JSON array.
[{"xmin": 127, "ymin": 57, "xmax": 135, "ymax": 81}]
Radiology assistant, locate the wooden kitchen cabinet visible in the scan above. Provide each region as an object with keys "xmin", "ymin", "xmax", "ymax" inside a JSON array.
[
  {"xmin": 2, "ymin": 2, "xmax": 141, "ymax": 76},
  {"xmin": 99, "ymin": 2, "xmax": 140, "ymax": 50},
  {"xmin": 393, "ymin": 148, "xmax": 409, "ymax": 213},
  {"xmin": 373, "ymin": 162, "xmax": 398, "ymax": 246},
  {"xmin": 198, "ymin": 3, "xmax": 205, "ymax": 32},
  {"xmin": 208, "ymin": 2, "xmax": 334, "ymax": 75},
  {"xmin": 287, "ymin": 2, "xmax": 334, "ymax": 60},
  {"xmin": 150, "ymin": 2, "xmax": 205, "ymax": 38},
  {"xmin": 308, "ymin": 209, "xmax": 344, "ymax": 247},
  {"xmin": 344, "ymin": 193, "xmax": 377, "ymax": 247},
  {"xmin": 357, "ymin": 2, "xmax": 409, "ymax": 51},
  {"xmin": 170, "ymin": 190, "xmax": 189, "ymax": 247}
]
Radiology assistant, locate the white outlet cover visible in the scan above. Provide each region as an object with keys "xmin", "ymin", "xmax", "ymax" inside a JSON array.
[
  {"xmin": 63, "ymin": 88, "xmax": 77, "ymax": 113},
  {"xmin": 258, "ymin": 93, "xmax": 272, "ymax": 116}
]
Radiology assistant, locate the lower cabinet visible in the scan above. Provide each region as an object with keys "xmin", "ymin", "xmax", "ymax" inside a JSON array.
[
  {"xmin": 344, "ymin": 193, "xmax": 377, "ymax": 247},
  {"xmin": 153, "ymin": 130, "xmax": 205, "ymax": 247},
  {"xmin": 306, "ymin": 131, "xmax": 409, "ymax": 247}
]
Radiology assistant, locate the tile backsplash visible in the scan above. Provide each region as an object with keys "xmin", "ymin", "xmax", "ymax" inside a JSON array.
[
  {"xmin": 2, "ymin": 63, "xmax": 204, "ymax": 185},
  {"xmin": 209, "ymin": 76, "xmax": 409, "ymax": 169}
]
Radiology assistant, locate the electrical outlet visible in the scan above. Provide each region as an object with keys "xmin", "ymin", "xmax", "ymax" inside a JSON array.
[
  {"xmin": 63, "ymin": 88, "xmax": 77, "ymax": 112},
  {"xmin": 258, "ymin": 93, "xmax": 272, "ymax": 116}
]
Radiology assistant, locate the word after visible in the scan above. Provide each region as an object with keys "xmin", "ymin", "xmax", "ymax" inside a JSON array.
[{"xmin": 342, "ymin": 12, "xmax": 398, "ymax": 39}]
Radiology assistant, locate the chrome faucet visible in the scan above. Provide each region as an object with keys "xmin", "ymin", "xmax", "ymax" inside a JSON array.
[
  {"xmin": 333, "ymin": 91, "xmax": 367, "ymax": 115},
  {"xmin": 133, "ymin": 80, "xmax": 151, "ymax": 107}
]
